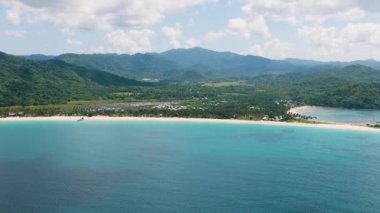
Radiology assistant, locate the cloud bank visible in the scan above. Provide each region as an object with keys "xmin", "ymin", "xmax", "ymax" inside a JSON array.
[{"xmin": 1, "ymin": 0, "xmax": 380, "ymax": 60}]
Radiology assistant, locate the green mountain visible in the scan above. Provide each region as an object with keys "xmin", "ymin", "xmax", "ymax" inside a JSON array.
[
  {"xmin": 253, "ymin": 65, "xmax": 380, "ymax": 87},
  {"xmin": 24, "ymin": 47, "xmax": 380, "ymax": 81},
  {"xmin": 163, "ymin": 69, "xmax": 204, "ymax": 83},
  {"xmin": 23, "ymin": 54, "xmax": 56, "ymax": 61},
  {"xmin": 0, "ymin": 52, "xmax": 149, "ymax": 106},
  {"xmin": 160, "ymin": 47, "xmax": 303, "ymax": 77},
  {"xmin": 285, "ymin": 58, "xmax": 380, "ymax": 70},
  {"xmin": 252, "ymin": 65, "xmax": 380, "ymax": 109},
  {"xmin": 3, "ymin": 49, "xmax": 380, "ymax": 112},
  {"xmin": 56, "ymin": 53, "xmax": 178, "ymax": 79},
  {"xmin": 52, "ymin": 47, "xmax": 304, "ymax": 79}
]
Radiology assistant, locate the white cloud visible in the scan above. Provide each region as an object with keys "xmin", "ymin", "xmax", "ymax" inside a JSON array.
[
  {"xmin": 236, "ymin": 1, "xmax": 371, "ymax": 60},
  {"xmin": 1, "ymin": 0, "xmax": 380, "ymax": 61},
  {"xmin": 357, "ymin": 0, "xmax": 380, "ymax": 12},
  {"xmin": 242, "ymin": 0, "xmax": 297, "ymax": 20},
  {"xmin": 241, "ymin": 0, "xmax": 366, "ymax": 25},
  {"xmin": 205, "ymin": 31, "xmax": 226, "ymax": 41},
  {"xmin": 228, "ymin": 16, "xmax": 270, "ymax": 39},
  {"xmin": 1, "ymin": 0, "xmax": 217, "ymax": 30},
  {"xmin": 92, "ymin": 29, "xmax": 155, "ymax": 54},
  {"xmin": 325, "ymin": 7, "xmax": 365, "ymax": 21},
  {"xmin": 228, "ymin": 18, "xmax": 251, "ymax": 38},
  {"xmin": 299, "ymin": 23, "xmax": 380, "ymax": 48},
  {"xmin": 185, "ymin": 38, "xmax": 201, "ymax": 48},
  {"xmin": 60, "ymin": 28, "xmax": 75, "ymax": 36},
  {"xmin": 249, "ymin": 38, "xmax": 293, "ymax": 59},
  {"xmin": 298, "ymin": 23, "xmax": 380, "ymax": 60},
  {"xmin": 298, "ymin": 26, "xmax": 343, "ymax": 47},
  {"xmin": 298, "ymin": 0, "xmax": 356, "ymax": 16},
  {"xmin": 5, "ymin": 7, "xmax": 21, "ymax": 24},
  {"xmin": 66, "ymin": 39, "xmax": 83, "ymax": 46},
  {"xmin": 341, "ymin": 23, "xmax": 380, "ymax": 46},
  {"xmin": 4, "ymin": 30, "xmax": 25, "ymax": 37},
  {"xmin": 162, "ymin": 24, "xmax": 182, "ymax": 48}
]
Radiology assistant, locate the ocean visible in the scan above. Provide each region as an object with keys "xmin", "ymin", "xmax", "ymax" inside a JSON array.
[{"xmin": 1, "ymin": 121, "xmax": 380, "ymax": 212}]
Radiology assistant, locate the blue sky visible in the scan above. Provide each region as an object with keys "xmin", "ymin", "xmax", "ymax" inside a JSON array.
[{"xmin": 1, "ymin": 0, "xmax": 380, "ymax": 61}]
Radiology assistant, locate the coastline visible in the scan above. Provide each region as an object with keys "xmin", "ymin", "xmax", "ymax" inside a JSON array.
[
  {"xmin": 0, "ymin": 116, "xmax": 379, "ymax": 133},
  {"xmin": 287, "ymin": 105, "xmax": 317, "ymax": 114}
]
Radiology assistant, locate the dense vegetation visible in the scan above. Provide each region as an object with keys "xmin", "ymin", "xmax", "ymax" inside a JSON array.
[
  {"xmin": 250, "ymin": 65, "xmax": 380, "ymax": 109},
  {"xmin": 55, "ymin": 48, "xmax": 304, "ymax": 79},
  {"xmin": 0, "ymin": 52, "xmax": 150, "ymax": 106},
  {"xmin": 2, "ymin": 50, "xmax": 380, "ymax": 123},
  {"xmin": 0, "ymin": 84, "xmax": 292, "ymax": 120},
  {"xmin": 26, "ymin": 47, "xmax": 380, "ymax": 80},
  {"xmin": 56, "ymin": 53, "xmax": 178, "ymax": 79}
]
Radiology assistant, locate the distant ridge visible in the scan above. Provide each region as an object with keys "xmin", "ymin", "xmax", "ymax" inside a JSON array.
[
  {"xmin": 251, "ymin": 65, "xmax": 380, "ymax": 109},
  {"xmin": 23, "ymin": 54, "xmax": 56, "ymax": 61},
  {"xmin": 19, "ymin": 47, "xmax": 380, "ymax": 80}
]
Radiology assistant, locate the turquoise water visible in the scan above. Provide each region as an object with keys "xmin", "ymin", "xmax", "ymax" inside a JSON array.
[
  {"xmin": 1, "ymin": 121, "xmax": 380, "ymax": 212},
  {"xmin": 295, "ymin": 107, "xmax": 380, "ymax": 125}
]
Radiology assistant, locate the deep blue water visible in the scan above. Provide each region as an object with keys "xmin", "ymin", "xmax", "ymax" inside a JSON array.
[{"xmin": 1, "ymin": 121, "xmax": 380, "ymax": 212}]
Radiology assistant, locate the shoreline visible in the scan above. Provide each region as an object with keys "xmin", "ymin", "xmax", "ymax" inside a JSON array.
[
  {"xmin": 288, "ymin": 105, "xmax": 317, "ymax": 114},
  {"xmin": 0, "ymin": 116, "xmax": 379, "ymax": 133}
]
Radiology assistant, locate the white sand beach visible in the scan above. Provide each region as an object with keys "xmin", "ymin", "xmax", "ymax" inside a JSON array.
[
  {"xmin": 0, "ymin": 116, "xmax": 379, "ymax": 132},
  {"xmin": 287, "ymin": 105, "xmax": 316, "ymax": 114}
]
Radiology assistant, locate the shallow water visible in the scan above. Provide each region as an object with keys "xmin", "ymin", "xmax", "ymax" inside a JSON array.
[
  {"xmin": 294, "ymin": 106, "xmax": 380, "ymax": 125},
  {"xmin": 0, "ymin": 121, "xmax": 380, "ymax": 212}
]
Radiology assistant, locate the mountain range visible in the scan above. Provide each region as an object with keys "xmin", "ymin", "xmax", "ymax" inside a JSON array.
[
  {"xmin": 1, "ymin": 47, "xmax": 379, "ymax": 109},
  {"xmin": 250, "ymin": 65, "xmax": 380, "ymax": 109},
  {"xmin": 0, "ymin": 51, "xmax": 149, "ymax": 106},
  {"xmin": 23, "ymin": 47, "xmax": 380, "ymax": 80}
]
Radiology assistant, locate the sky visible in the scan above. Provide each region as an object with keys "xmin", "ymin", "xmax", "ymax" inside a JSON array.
[{"xmin": 1, "ymin": 0, "xmax": 380, "ymax": 61}]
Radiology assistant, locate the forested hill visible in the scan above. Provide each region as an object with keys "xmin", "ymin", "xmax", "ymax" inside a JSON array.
[
  {"xmin": 2, "ymin": 49, "xmax": 380, "ymax": 114},
  {"xmin": 56, "ymin": 53, "xmax": 179, "ymax": 78},
  {"xmin": 55, "ymin": 48, "xmax": 302, "ymax": 79},
  {"xmin": 160, "ymin": 47, "xmax": 302, "ymax": 76},
  {"xmin": 252, "ymin": 65, "xmax": 380, "ymax": 87},
  {"xmin": 0, "ymin": 52, "xmax": 150, "ymax": 106},
  {"xmin": 23, "ymin": 47, "xmax": 380, "ymax": 81},
  {"xmin": 251, "ymin": 65, "xmax": 380, "ymax": 109},
  {"xmin": 23, "ymin": 48, "xmax": 294, "ymax": 79}
]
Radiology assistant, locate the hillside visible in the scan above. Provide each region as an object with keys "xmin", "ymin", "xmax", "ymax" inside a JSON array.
[
  {"xmin": 252, "ymin": 65, "xmax": 380, "ymax": 87},
  {"xmin": 57, "ymin": 53, "xmax": 178, "ymax": 79},
  {"xmin": 251, "ymin": 65, "xmax": 380, "ymax": 109},
  {"xmin": 51, "ymin": 48, "xmax": 306, "ymax": 79},
  {"xmin": 160, "ymin": 47, "xmax": 302, "ymax": 77},
  {"xmin": 285, "ymin": 58, "xmax": 380, "ymax": 70},
  {"xmin": 23, "ymin": 54, "xmax": 56, "ymax": 61},
  {"xmin": 24, "ymin": 47, "xmax": 380, "ymax": 81},
  {"xmin": 0, "ymin": 52, "xmax": 149, "ymax": 106}
]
